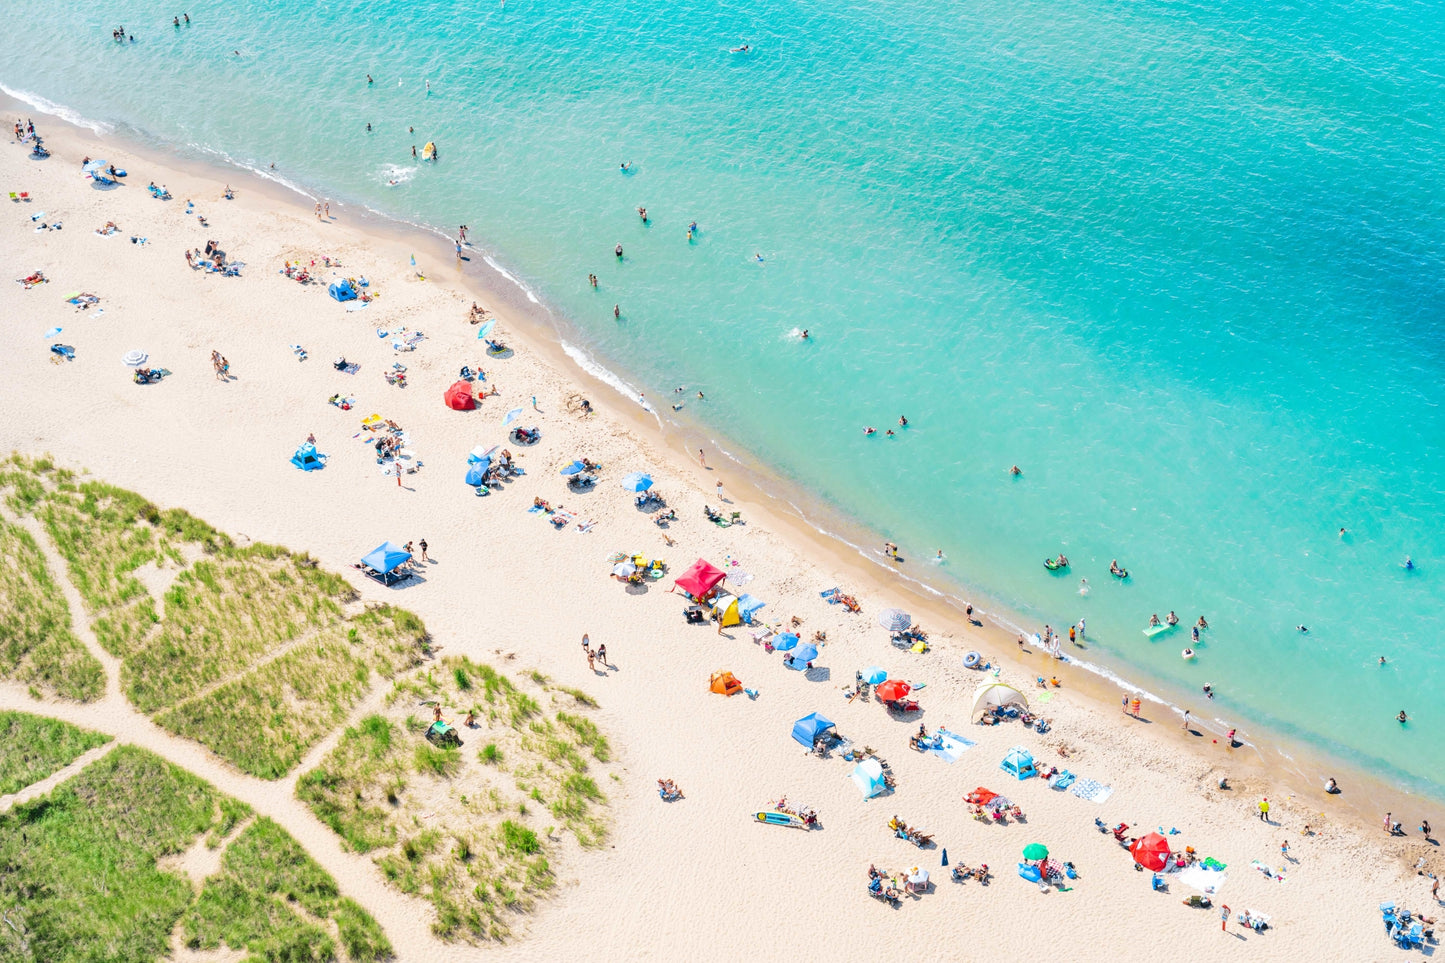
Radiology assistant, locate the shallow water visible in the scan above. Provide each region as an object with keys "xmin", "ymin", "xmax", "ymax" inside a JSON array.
[{"xmin": 6, "ymin": 0, "xmax": 1445, "ymax": 793}]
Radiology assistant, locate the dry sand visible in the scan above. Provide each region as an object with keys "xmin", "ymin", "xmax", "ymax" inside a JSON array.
[{"xmin": 1, "ymin": 103, "xmax": 1440, "ymax": 962}]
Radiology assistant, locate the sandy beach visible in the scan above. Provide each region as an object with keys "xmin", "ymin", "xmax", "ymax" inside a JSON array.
[{"xmin": 2, "ymin": 99, "xmax": 1441, "ymax": 961}]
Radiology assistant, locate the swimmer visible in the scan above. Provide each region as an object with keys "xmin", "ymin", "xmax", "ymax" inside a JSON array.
[
  {"xmin": 689, "ymin": 220, "xmax": 697, "ymax": 233},
  {"xmin": 697, "ymin": 391, "xmax": 705, "ymax": 400},
  {"xmin": 615, "ymin": 244, "xmax": 624, "ymax": 258},
  {"xmin": 863, "ymin": 426, "xmax": 877, "ymax": 436},
  {"xmin": 1010, "ymin": 465, "xmax": 1022, "ymax": 476},
  {"xmin": 366, "ymin": 122, "xmax": 372, "ymax": 132},
  {"xmin": 1149, "ymin": 613, "xmax": 1162, "ymax": 627},
  {"xmin": 173, "ymin": 16, "xmax": 180, "ymax": 26},
  {"xmin": 1296, "ymin": 624, "xmax": 1309, "ymax": 633},
  {"xmin": 1191, "ymin": 625, "xmax": 1199, "ymax": 642},
  {"xmin": 898, "ymin": 415, "xmax": 908, "ymax": 427},
  {"xmin": 672, "ymin": 403, "xmax": 683, "ymax": 411},
  {"xmin": 1078, "ymin": 577, "xmax": 1089, "ymax": 595},
  {"xmin": 613, "ymin": 304, "xmax": 620, "ymax": 319},
  {"xmin": 885, "ymin": 429, "xmax": 895, "ymax": 437},
  {"xmin": 184, "ymin": 12, "xmax": 189, "ymax": 23},
  {"xmin": 730, "ymin": 44, "xmax": 751, "ymax": 53},
  {"xmin": 637, "ymin": 206, "xmax": 648, "ymax": 222},
  {"xmin": 1404, "ymin": 555, "xmax": 1415, "ymax": 570},
  {"xmin": 1338, "ymin": 527, "xmax": 1346, "ymax": 538},
  {"xmin": 620, "ymin": 161, "xmax": 632, "ymax": 172},
  {"xmin": 754, "ymin": 252, "xmax": 765, "ymax": 262},
  {"xmin": 674, "ymin": 386, "xmax": 685, "ymax": 393},
  {"xmin": 1197, "ymin": 616, "xmax": 1209, "ymax": 629},
  {"xmin": 1166, "ymin": 610, "xmax": 1179, "ymax": 625},
  {"xmin": 367, "ymin": 74, "xmax": 373, "ymax": 84},
  {"xmin": 935, "ymin": 549, "xmax": 945, "ymax": 561},
  {"xmin": 1378, "ymin": 655, "xmax": 1387, "ymax": 664},
  {"xmin": 1202, "ymin": 683, "xmax": 1214, "ymax": 699},
  {"xmin": 1325, "ymin": 777, "xmax": 1339, "ymax": 793},
  {"xmin": 1398, "ymin": 710, "xmax": 1409, "ymax": 723},
  {"xmin": 800, "ymin": 329, "xmax": 810, "ymax": 339},
  {"xmin": 411, "ymin": 145, "xmax": 417, "ymax": 157}
]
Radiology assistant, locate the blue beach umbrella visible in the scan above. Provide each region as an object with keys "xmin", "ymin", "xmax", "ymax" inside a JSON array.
[
  {"xmin": 620, "ymin": 472, "xmax": 653, "ymax": 492},
  {"xmin": 794, "ymin": 643, "xmax": 819, "ymax": 663},
  {"xmin": 559, "ymin": 460, "xmax": 586, "ymax": 476},
  {"xmin": 476, "ymin": 319, "xmax": 495, "ymax": 340},
  {"xmin": 773, "ymin": 633, "xmax": 799, "ymax": 651},
  {"xmin": 44, "ymin": 327, "xmax": 62, "ymax": 339},
  {"xmin": 502, "ymin": 406, "xmax": 524, "ymax": 427},
  {"xmin": 82, "ymin": 159, "xmax": 108, "ymax": 177},
  {"xmin": 863, "ymin": 666, "xmax": 887, "ymax": 685},
  {"xmin": 464, "ymin": 462, "xmax": 489, "ymax": 486}
]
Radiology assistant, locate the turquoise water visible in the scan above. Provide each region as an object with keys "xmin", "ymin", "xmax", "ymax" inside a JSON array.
[{"xmin": 7, "ymin": 0, "xmax": 1445, "ymax": 793}]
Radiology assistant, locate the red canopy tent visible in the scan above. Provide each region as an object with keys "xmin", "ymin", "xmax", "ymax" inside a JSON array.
[
  {"xmin": 1130, "ymin": 832, "xmax": 1171, "ymax": 871},
  {"xmin": 875, "ymin": 680, "xmax": 912, "ymax": 703},
  {"xmin": 444, "ymin": 380, "xmax": 475, "ymax": 411},
  {"xmin": 674, "ymin": 558, "xmax": 726, "ymax": 599}
]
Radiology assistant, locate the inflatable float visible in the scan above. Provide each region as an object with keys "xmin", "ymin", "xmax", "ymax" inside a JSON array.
[
  {"xmin": 754, "ymin": 811, "xmax": 805, "ymax": 828},
  {"xmin": 1111, "ymin": 568, "xmax": 1129, "ymax": 580},
  {"xmin": 963, "ymin": 651, "xmax": 982, "ymax": 669},
  {"xmin": 1043, "ymin": 558, "xmax": 1068, "ymax": 571},
  {"xmin": 1181, "ymin": 648, "xmax": 1195, "ymax": 660},
  {"xmin": 1143, "ymin": 623, "xmax": 1176, "ymax": 639}
]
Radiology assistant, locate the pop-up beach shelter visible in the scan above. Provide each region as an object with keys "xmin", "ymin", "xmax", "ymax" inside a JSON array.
[
  {"xmin": 674, "ymin": 559, "xmax": 725, "ymax": 599},
  {"xmin": 711, "ymin": 594, "xmax": 742, "ymax": 628},
  {"xmin": 361, "ymin": 542, "xmax": 411, "ymax": 585},
  {"xmin": 849, "ymin": 758, "xmax": 887, "ymax": 799},
  {"xmin": 444, "ymin": 380, "xmax": 475, "ymax": 411},
  {"xmin": 1131, "ymin": 833, "xmax": 1171, "ymax": 871},
  {"xmin": 290, "ymin": 442, "xmax": 324, "ymax": 471},
  {"xmin": 737, "ymin": 594, "xmax": 766, "ymax": 623},
  {"xmin": 464, "ymin": 462, "xmax": 489, "ymax": 487},
  {"xmin": 710, "ymin": 671, "xmax": 743, "ymax": 696},
  {"xmin": 791, "ymin": 712, "xmax": 835, "ymax": 748},
  {"xmin": 328, "ymin": 279, "xmax": 357, "ymax": 302},
  {"xmin": 1001, "ymin": 746, "xmax": 1038, "ymax": 780},
  {"xmin": 971, "ymin": 681, "xmax": 1028, "ymax": 722}
]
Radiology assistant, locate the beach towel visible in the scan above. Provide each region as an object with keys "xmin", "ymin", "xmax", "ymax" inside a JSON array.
[
  {"xmin": 1176, "ymin": 865, "xmax": 1227, "ymax": 895},
  {"xmin": 527, "ymin": 504, "xmax": 547, "ymax": 514},
  {"xmin": 1201, "ymin": 857, "xmax": 1227, "ymax": 872},
  {"xmin": 1069, "ymin": 778, "xmax": 1113, "ymax": 804},
  {"xmin": 551, "ymin": 512, "xmax": 575, "ymax": 530},
  {"xmin": 576, "ymin": 519, "xmax": 596, "ymax": 533},
  {"xmin": 925, "ymin": 729, "xmax": 975, "ymax": 764},
  {"xmin": 730, "ymin": 571, "xmax": 755, "ymax": 586},
  {"xmin": 1035, "ymin": 691, "xmax": 1055, "ymax": 704},
  {"xmin": 1250, "ymin": 860, "xmax": 1285, "ymax": 882}
]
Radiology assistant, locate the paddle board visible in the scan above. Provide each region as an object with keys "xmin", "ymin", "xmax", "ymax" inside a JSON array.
[{"xmin": 754, "ymin": 811, "xmax": 804, "ymax": 828}]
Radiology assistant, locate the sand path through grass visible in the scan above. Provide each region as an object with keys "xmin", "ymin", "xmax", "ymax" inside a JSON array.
[{"xmin": 0, "ymin": 526, "xmax": 451, "ymax": 961}]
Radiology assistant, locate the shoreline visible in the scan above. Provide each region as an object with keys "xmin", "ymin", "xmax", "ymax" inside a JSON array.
[
  {"xmin": 3, "ymin": 86, "xmax": 1435, "ymax": 828},
  {"xmin": 3, "ymin": 88, "xmax": 1438, "ymax": 959}
]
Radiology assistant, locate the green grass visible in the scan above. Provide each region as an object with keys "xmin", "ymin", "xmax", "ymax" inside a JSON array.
[
  {"xmin": 0, "ymin": 711, "xmax": 110, "ymax": 796},
  {"xmin": 183, "ymin": 817, "xmax": 390, "ymax": 961},
  {"xmin": 298, "ymin": 657, "xmax": 611, "ymax": 943},
  {"xmin": 0, "ymin": 745, "xmax": 240, "ymax": 963},
  {"xmin": 0, "ymin": 517, "xmax": 105, "ymax": 701}
]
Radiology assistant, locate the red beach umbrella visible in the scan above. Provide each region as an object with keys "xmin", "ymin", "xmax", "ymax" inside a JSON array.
[
  {"xmin": 875, "ymin": 680, "xmax": 912, "ymax": 703},
  {"xmin": 1130, "ymin": 832, "xmax": 1170, "ymax": 871}
]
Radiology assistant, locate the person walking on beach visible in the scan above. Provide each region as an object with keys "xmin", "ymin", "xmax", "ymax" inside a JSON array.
[
  {"xmin": 418, "ymin": 538, "xmax": 428, "ymax": 562},
  {"xmin": 1258, "ymin": 797, "xmax": 1270, "ymax": 822},
  {"xmin": 698, "ymin": 449, "xmax": 707, "ymax": 469},
  {"xmin": 1181, "ymin": 709, "xmax": 1191, "ymax": 730},
  {"xmin": 1280, "ymin": 839, "xmax": 1290, "ymax": 860},
  {"xmin": 587, "ymin": 649, "xmax": 596, "ymax": 672},
  {"xmin": 1077, "ymin": 618, "xmax": 1086, "ymax": 640},
  {"xmin": 582, "ymin": 633, "xmax": 591, "ymax": 659},
  {"xmin": 596, "ymin": 644, "xmax": 608, "ymax": 667},
  {"xmin": 315, "ymin": 202, "xmax": 322, "ymax": 220},
  {"xmin": 716, "ymin": 480, "xmax": 724, "ymax": 500}
]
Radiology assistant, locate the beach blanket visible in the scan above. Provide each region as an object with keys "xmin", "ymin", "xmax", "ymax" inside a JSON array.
[
  {"xmin": 1069, "ymin": 778, "xmax": 1113, "ymax": 804},
  {"xmin": 1035, "ymin": 691, "xmax": 1055, "ymax": 704},
  {"xmin": 1177, "ymin": 865, "xmax": 1227, "ymax": 895},
  {"xmin": 527, "ymin": 505, "xmax": 547, "ymax": 514},
  {"xmin": 925, "ymin": 729, "xmax": 975, "ymax": 764},
  {"xmin": 730, "ymin": 571, "xmax": 755, "ymax": 586},
  {"xmin": 576, "ymin": 519, "xmax": 596, "ymax": 533},
  {"xmin": 1251, "ymin": 860, "xmax": 1286, "ymax": 882}
]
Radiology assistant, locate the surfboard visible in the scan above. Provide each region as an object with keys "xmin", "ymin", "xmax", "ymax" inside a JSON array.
[{"xmin": 754, "ymin": 811, "xmax": 804, "ymax": 828}]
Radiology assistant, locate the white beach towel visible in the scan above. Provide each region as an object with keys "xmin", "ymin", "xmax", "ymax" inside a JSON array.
[{"xmin": 1177, "ymin": 865, "xmax": 1227, "ymax": 894}]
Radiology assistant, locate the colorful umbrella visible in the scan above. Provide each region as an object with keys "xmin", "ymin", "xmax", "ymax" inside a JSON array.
[
  {"xmin": 559, "ymin": 460, "xmax": 586, "ymax": 476},
  {"xmin": 1023, "ymin": 843, "xmax": 1049, "ymax": 861},
  {"xmin": 862, "ymin": 666, "xmax": 887, "ymax": 685},
  {"xmin": 502, "ymin": 406, "xmax": 524, "ymax": 426},
  {"xmin": 773, "ymin": 633, "xmax": 799, "ymax": 651},
  {"xmin": 875, "ymin": 680, "xmax": 911, "ymax": 703},
  {"xmin": 793, "ymin": 643, "xmax": 819, "ymax": 663},
  {"xmin": 1130, "ymin": 832, "xmax": 1170, "ymax": 871},
  {"xmin": 476, "ymin": 319, "xmax": 495, "ymax": 340}
]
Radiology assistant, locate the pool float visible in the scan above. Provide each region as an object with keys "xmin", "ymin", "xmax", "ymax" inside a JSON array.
[
  {"xmin": 1143, "ymin": 623, "xmax": 1175, "ymax": 639},
  {"xmin": 1182, "ymin": 648, "xmax": 1196, "ymax": 660},
  {"xmin": 1043, "ymin": 558, "xmax": 1068, "ymax": 571},
  {"xmin": 1110, "ymin": 567, "xmax": 1129, "ymax": 580},
  {"xmin": 963, "ymin": 651, "xmax": 982, "ymax": 668},
  {"xmin": 754, "ymin": 811, "xmax": 805, "ymax": 828}
]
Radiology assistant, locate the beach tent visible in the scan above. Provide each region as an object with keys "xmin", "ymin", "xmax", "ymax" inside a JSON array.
[
  {"xmin": 791, "ymin": 712, "xmax": 835, "ymax": 748},
  {"xmin": 444, "ymin": 380, "xmax": 475, "ymax": 411},
  {"xmin": 1000, "ymin": 746, "xmax": 1038, "ymax": 780},
  {"xmin": 971, "ymin": 682, "xmax": 1028, "ymax": 722},
  {"xmin": 737, "ymin": 594, "xmax": 766, "ymax": 624},
  {"xmin": 674, "ymin": 559, "xmax": 726, "ymax": 599},
  {"xmin": 711, "ymin": 594, "xmax": 742, "ymax": 628},
  {"xmin": 875, "ymin": 680, "xmax": 911, "ymax": 703},
  {"xmin": 710, "ymin": 671, "xmax": 743, "ymax": 696},
  {"xmin": 848, "ymin": 759, "xmax": 887, "ymax": 799},
  {"xmin": 361, "ymin": 541, "xmax": 412, "ymax": 585},
  {"xmin": 468, "ymin": 444, "xmax": 498, "ymax": 464},
  {"xmin": 1131, "ymin": 833, "xmax": 1171, "ymax": 872},
  {"xmin": 290, "ymin": 442, "xmax": 324, "ymax": 471},
  {"xmin": 328, "ymin": 279, "xmax": 357, "ymax": 302},
  {"xmin": 464, "ymin": 462, "xmax": 489, "ymax": 487}
]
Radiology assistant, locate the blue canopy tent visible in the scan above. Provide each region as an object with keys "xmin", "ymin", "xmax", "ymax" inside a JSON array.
[
  {"xmin": 329, "ymin": 279, "xmax": 358, "ymax": 302},
  {"xmin": 290, "ymin": 442, "xmax": 325, "ymax": 471},
  {"xmin": 361, "ymin": 541, "xmax": 412, "ymax": 585},
  {"xmin": 737, "ymin": 594, "xmax": 766, "ymax": 624},
  {"xmin": 791, "ymin": 712, "xmax": 835, "ymax": 748},
  {"xmin": 1000, "ymin": 745, "xmax": 1038, "ymax": 780}
]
